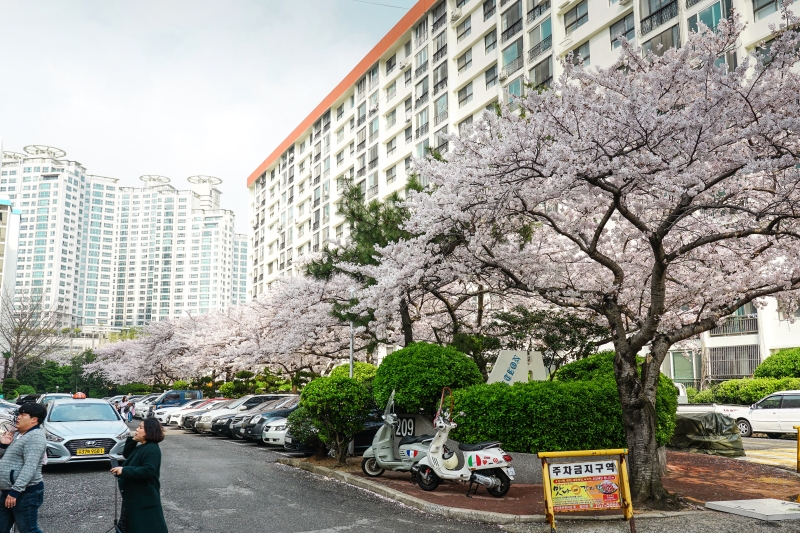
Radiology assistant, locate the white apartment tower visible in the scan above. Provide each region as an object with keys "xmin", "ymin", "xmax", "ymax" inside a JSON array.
[
  {"xmin": 247, "ymin": 0, "xmax": 790, "ymax": 297},
  {"xmin": 0, "ymin": 145, "xmax": 248, "ymax": 332}
]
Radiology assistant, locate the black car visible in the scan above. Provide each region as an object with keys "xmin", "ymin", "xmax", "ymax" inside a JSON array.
[
  {"xmin": 242, "ymin": 402, "xmax": 300, "ymax": 442},
  {"xmin": 210, "ymin": 414, "xmax": 235, "ymax": 437},
  {"xmin": 16, "ymin": 394, "xmax": 41, "ymax": 405}
]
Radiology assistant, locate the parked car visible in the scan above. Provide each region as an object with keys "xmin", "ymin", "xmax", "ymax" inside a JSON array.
[
  {"xmin": 725, "ymin": 391, "xmax": 800, "ymax": 438},
  {"xmin": 168, "ymin": 398, "xmax": 228, "ymax": 426},
  {"xmin": 181, "ymin": 400, "xmax": 235, "ymax": 432},
  {"xmin": 133, "ymin": 394, "xmax": 160, "ymax": 418},
  {"xmin": 106, "ymin": 395, "xmax": 127, "ymax": 405},
  {"xmin": 38, "ymin": 393, "xmax": 73, "ymax": 409},
  {"xmin": 283, "ymin": 426, "xmax": 318, "ymax": 455},
  {"xmin": 242, "ymin": 399, "xmax": 301, "ymax": 442},
  {"xmin": 16, "ymin": 394, "xmax": 41, "ymax": 405},
  {"xmin": 146, "ymin": 390, "xmax": 203, "ymax": 417},
  {"xmin": 43, "ymin": 398, "xmax": 129, "ymax": 464},
  {"xmin": 194, "ymin": 394, "xmax": 279, "ymax": 434},
  {"xmin": 261, "ymin": 417, "xmax": 289, "ymax": 446},
  {"xmin": 230, "ymin": 396, "xmax": 297, "ymax": 439},
  {"xmin": 210, "ymin": 414, "xmax": 236, "ymax": 437},
  {"xmin": 152, "ymin": 398, "xmax": 208, "ymax": 424}
]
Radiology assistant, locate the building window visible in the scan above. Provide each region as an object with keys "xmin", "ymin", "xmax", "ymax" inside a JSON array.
[
  {"xmin": 501, "ymin": 1, "xmax": 523, "ymax": 43},
  {"xmin": 642, "ymin": 24, "xmax": 679, "ymax": 57},
  {"xmin": 753, "ymin": 0, "xmax": 778, "ymax": 20},
  {"xmin": 386, "ymin": 53, "xmax": 397, "ymax": 74},
  {"xmin": 458, "ymin": 115, "xmax": 473, "ymax": 135},
  {"xmin": 458, "ymin": 83, "xmax": 473, "ymax": 107},
  {"xmin": 610, "ymin": 13, "xmax": 635, "ymax": 49},
  {"xmin": 485, "ymin": 64, "xmax": 498, "ymax": 88},
  {"xmin": 501, "ymin": 37, "xmax": 524, "ymax": 74},
  {"xmin": 571, "ymin": 41, "xmax": 590, "ymax": 66},
  {"xmin": 688, "ymin": 0, "xmax": 730, "ymax": 33},
  {"xmin": 564, "ymin": 0, "xmax": 588, "ymax": 35},
  {"xmin": 336, "ymin": 104, "xmax": 344, "ymax": 120},
  {"xmin": 416, "ymin": 139, "xmax": 430, "ymax": 158},
  {"xmin": 386, "ymin": 137, "xmax": 397, "ymax": 156},
  {"xmin": 434, "ymin": 93, "xmax": 448, "ymax": 125},
  {"xmin": 485, "ymin": 29, "xmax": 497, "ymax": 54},
  {"xmin": 506, "ymin": 76, "xmax": 524, "ymax": 100},
  {"xmin": 530, "ymin": 56, "xmax": 553, "ymax": 89},
  {"xmin": 457, "ymin": 16, "xmax": 472, "ymax": 43},
  {"xmin": 405, "ymin": 69, "xmax": 412, "ymax": 87},
  {"xmin": 484, "ymin": 0, "xmax": 496, "ymax": 20},
  {"xmin": 457, "ymin": 49, "xmax": 473, "ymax": 74},
  {"xmin": 529, "ymin": 17, "xmax": 552, "ymax": 59},
  {"xmin": 386, "ymin": 165, "xmax": 397, "ymax": 185}
]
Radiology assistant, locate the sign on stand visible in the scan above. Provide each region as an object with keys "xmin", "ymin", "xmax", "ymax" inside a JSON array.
[{"xmin": 539, "ymin": 449, "xmax": 635, "ymax": 533}]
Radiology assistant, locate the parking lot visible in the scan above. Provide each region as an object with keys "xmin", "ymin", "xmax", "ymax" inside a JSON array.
[
  {"xmin": 740, "ymin": 434, "xmax": 798, "ymax": 470},
  {"xmin": 39, "ymin": 423, "xmax": 500, "ymax": 533}
]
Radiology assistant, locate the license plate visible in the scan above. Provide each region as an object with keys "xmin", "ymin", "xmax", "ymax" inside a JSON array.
[
  {"xmin": 506, "ymin": 467, "xmax": 515, "ymax": 477},
  {"xmin": 76, "ymin": 448, "xmax": 105, "ymax": 455}
]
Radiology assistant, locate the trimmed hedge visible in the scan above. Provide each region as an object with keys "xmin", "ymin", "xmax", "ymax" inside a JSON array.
[
  {"xmin": 451, "ymin": 352, "xmax": 678, "ymax": 453},
  {"xmin": 754, "ymin": 348, "xmax": 800, "ymax": 379},
  {"xmin": 691, "ymin": 377, "xmax": 800, "ymax": 405},
  {"xmin": 373, "ymin": 342, "xmax": 484, "ymax": 415}
]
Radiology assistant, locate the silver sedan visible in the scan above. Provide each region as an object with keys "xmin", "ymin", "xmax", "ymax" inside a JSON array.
[{"xmin": 43, "ymin": 399, "xmax": 130, "ymax": 464}]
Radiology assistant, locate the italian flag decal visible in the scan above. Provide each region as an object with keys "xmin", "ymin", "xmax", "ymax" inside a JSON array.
[{"xmin": 467, "ymin": 455, "xmax": 482, "ymax": 467}]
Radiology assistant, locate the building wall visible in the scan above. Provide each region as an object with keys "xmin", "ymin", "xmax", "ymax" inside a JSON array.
[
  {"xmin": 246, "ymin": 0, "xmax": 794, "ymax": 297},
  {"xmin": 0, "ymin": 145, "xmax": 247, "ymax": 334}
]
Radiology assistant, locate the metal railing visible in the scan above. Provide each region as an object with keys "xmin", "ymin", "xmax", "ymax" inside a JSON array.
[
  {"xmin": 415, "ymin": 61, "xmax": 429, "ymax": 78},
  {"xmin": 529, "ymin": 35, "xmax": 552, "ymax": 61},
  {"xmin": 432, "ymin": 14, "xmax": 447, "ymax": 33},
  {"xmin": 686, "ymin": 0, "xmax": 701, "ymax": 8},
  {"xmin": 368, "ymin": 158, "xmax": 379, "ymax": 170},
  {"xmin": 640, "ymin": 0, "xmax": 678, "ymax": 36},
  {"xmin": 314, "ymin": 153, "xmax": 321, "ymax": 162},
  {"xmin": 415, "ymin": 32, "xmax": 428, "ymax": 49},
  {"xmin": 357, "ymin": 140, "xmax": 366, "ymax": 151},
  {"xmin": 535, "ymin": 75, "xmax": 553, "ymax": 90},
  {"xmin": 357, "ymin": 115, "xmax": 366, "ymax": 126},
  {"xmin": 433, "ymin": 141, "xmax": 449, "ymax": 153},
  {"xmin": 416, "ymin": 123, "xmax": 430, "ymax": 138},
  {"xmin": 501, "ymin": 19, "xmax": 523, "ymax": 43},
  {"xmin": 312, "ymin": 221, "xmax": 319, "ymax": 230},
  {"xmin": 367, "ymin": 185, "xmax": 378, "ymax": 198},
  {"xmin": 415, "ymin": 92, "xmax": 429, "ymax": 108},
  {"xmin": 707, "ymin": 345, "xmax": 761, "ymax": 379},
  {"xmin": 500, "ymin": 0, "xmax": 511, "ymax": 6},
  {"xmin": 502, "ymin": 55, "xmax": 524, "ymax": 76},
  {"xmin": 433, "ymin": 44, "xmax": 448, "ymax": 63},
  {"xmin": 527, "ymin": 0, "xmax": 550, "ymax": 24},
  {"xmin": 434, "ymin": 110, "xmax": 448, "ymax": 126},
  {"xmin": 709, "ymin": 316, "xmax": 759, "ymax": 337},
  {"xmin": 433, "ymin": 77, "xmax": 447, "ymax": 95},
  {"xmin": 357, "ymin": 167, "xmax": 366, "ymax": 178}
]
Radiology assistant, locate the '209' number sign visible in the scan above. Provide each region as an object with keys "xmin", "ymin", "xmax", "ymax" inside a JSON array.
[
  {"xmin": 504, "ymin": 354, "xmax": 522, "ymax": 382},
  {"xmin": 394, "ymin": 417, "xmax": 415, "ymax": 437}
]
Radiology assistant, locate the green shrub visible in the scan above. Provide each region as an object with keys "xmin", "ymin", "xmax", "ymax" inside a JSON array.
[
  {"xmin": 117, "ymin": 383, "xmax": 152, "ymax": 395},
  {"xmin": 694, "ymin": 377, "xmax": 800, "ymax": 405},
  {"xmin": 329, "ymin": 362, "xmax": 377, "ymax": 391},
  {"xmin": 286, "ymin": 405, "xmax": 325, "ymax": 456},
  {"xmin": 691, "ymin": 388, "xmax": 715, "ymax": 403},
  {"xmin": 2, "ymin": 379, "xmax": 20, "ymax": 395},
  {"xmin": 754, "ymin": 348, "xmax": 800, "ymax": 379},
  {"xmin": 451, "ymin": 351, "xmax": 678, "ymax": 453},
  {"xmin": 300, "ymin": 376, "xmax": 372, "ymax": 465},
  {"xmin": 15, "ymin": 385, "xmax": 36, "ymax": 396},
  {"xmin": 686, "ymin": 387, "xmax": 699, "ymax": 403},
  {"xmin": 172, "ymin": 380, "xmax": 191, "ymax": 390},
  {"xmin": 373, "ymin": 342, "xmax": 484, "ymax": 415}
]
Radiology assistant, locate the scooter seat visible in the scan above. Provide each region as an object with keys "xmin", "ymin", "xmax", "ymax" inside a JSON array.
[
  {"xmin": 458, "ymin": 441, "xmax": 501, "ymax": 451},
  {"xmin": 399, "ymin": 434, "xmax": 435, "ymax": 446}
]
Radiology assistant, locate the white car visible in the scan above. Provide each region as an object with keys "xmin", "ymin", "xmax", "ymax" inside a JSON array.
[
  {"xmin": 168, "ymin": 399, "xmax": 228, "ymax": 426},
  {"xmin": 261, "ymin": 417, "xmax": 288, "ymax": 446},
  {"xmin": 133, "ymin": 394, "xmax": 160, "ymax": 419},
  {"xmin": 195, "ymin": 394, "xmax": 278, "ymax": 433},
  {"xmin": 43, "ymin": 398, "xmax": 129, "ymax": 464},
  {"xmin": 729, "ymin": 391, "xmax": 800, "ymax": 438},
  {"xmin": 152, "ymin": 399, "xmax": 207, "ymax": 424}
]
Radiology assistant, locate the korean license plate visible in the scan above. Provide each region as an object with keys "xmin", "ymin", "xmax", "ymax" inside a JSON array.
[
  {"xmin": 506, "ymin": 467, "xmax": 516, "ymax": 477},
  {"xmin": 76, "ymin": 448, "xmax": 105, "ymax": 455}
]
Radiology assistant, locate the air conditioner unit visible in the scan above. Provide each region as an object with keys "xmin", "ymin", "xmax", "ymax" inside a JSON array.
[
  {"xmin": 399, "ymin": 59, "xmax": 411, "ymax": 69},
  {"xmin": 499, "ymin": 71, "xmax": 509, "ymax": 81},
  {"xmin": 451, "ymin": 8, "xmax": 462, "ymax": 21},
  {"xmin": 405, "ymin": 111, "xmax": 412, "ymax": 122}
]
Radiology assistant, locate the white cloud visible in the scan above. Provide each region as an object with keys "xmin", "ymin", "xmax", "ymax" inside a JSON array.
[{"xmin": 0, "ymin": 0, "xmax": 413, "ymax": 231}]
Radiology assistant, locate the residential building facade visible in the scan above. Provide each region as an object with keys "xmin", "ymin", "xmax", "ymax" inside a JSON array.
[{"xmin": 0, "ymin": 144, "xmax": 248, "ymax": 334}]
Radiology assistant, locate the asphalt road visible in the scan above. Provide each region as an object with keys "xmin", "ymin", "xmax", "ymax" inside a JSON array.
[{"xmin": 39, "ymin": 425, "xmax": 502, "ymax": 533}]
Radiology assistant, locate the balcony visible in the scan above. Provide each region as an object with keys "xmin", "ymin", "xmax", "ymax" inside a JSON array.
[
  {"xmin": 357, "ymin": 91, "xmax": 366, "ymax": 102},
  {"xmin": 368, "ymin": 158, "xmax": 379, "ymax": 170},
  {"xmin": 357, "ymin": 115, "xmax": 366, "ymax": 126},
  {"xmin": 434, "ymin": 141, "xmax": 449, "ymax": 153},
  {"xmin": 314, "ymin": 175, "xmax": 321, "ymax": 185},
  {"xmin": 432, "ymin": 14, "xmax": 447, "ymax": 33},
  {"xmin": 415, "ymin": 32, "xmax": 427, "ymax": 49},
  {"xmin": 312, "ymin": 221, "xmax": 320, "ymax": 230},
  {"xmin": 415, "ymin": 92, "xmax": 429, "ymax": 108},
  {"xmin": 313, "ymin": 197, "xmax": 321, "ymax": 207},
  {"xmin": 357, "ymin": 140, "xmax": 366, "ymax": 152},
  {"xmin": 415, "ymin": 61, "xmax": 429, "ymax": 78},
  {"xmin": 535, "ymin": 75, "xmax": 553, "ymax": 91},
  {"xmin": 502, "ymin": 56, "xmax": 524, "ymax": 76},
  {"xmin": 708, "ymin": 345, "xmax": 761, "ymax": 380},
  {"xmin": 433, "ymin": 77, "xmax": 448, "ymax": 95},
  {"xmin": 279, "ymin": 262, "xmax": 285, "ymax": 270},
  {"xmin": 367, "ymin": 185, "xmax": 378, "ymax": 199},
  {"xmin": 686, "ymin": 0, "xmax": 701, "ymax": 5},
  {"xmin": 484, "ymin": 2, "xmax": 496, "ymax": 19},
  {"xmin": 323, "ymin": 122, "xmax": 330, "ymax": 132},
  {"xmin": 433, "ymin": 44, "xmax": 448, "ymax": 64},
  {"xmin": 501, "ymin": 19, "xmax": 523, "ymax": 43},
  {"xmin": 434, "ymin": 110, "xmax": 448, "ymax": 126},
  {"xmin": 415, "ymin": 123, "xmax": 430, "ymax": 138},
  {"xmin": 500, "ymin": 0, "xmax": 512, "ymax": 5},
  {"xmin": 369, "ymin": 132, "xmax": 378, "ymax": 143},
  {"xmin": 640, "ymin": 0, "xmax": 678, "ymax": 36},
  {"xmin": 529, "ymin": 35, "xmax": 552, "ymax": 61},
  {"xmin": 527, "ymin": 0, "xmax": 550, "ymax": 24},
  {"xmin": 709, "ymin": 316, "xmax": 759, "ymax": 337},
  {"xmin": 357, "ymin": 167, "xmax": 367, "ymax": 178},
  {"xmin": 369, "ymin": 105, "xmax": 378, "ymax": 117}
]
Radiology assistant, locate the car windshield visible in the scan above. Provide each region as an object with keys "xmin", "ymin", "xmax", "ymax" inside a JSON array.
[
  {"xmin": 208, "ymin": 400, "xmax": 233, "ymax": 409},
  {"xmin": 49, "ymin": 403, "xmax": 120, "ymax": 422}
]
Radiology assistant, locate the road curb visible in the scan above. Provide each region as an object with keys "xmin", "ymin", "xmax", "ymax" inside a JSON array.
[{"xmin": 275, "ymin": 458, "xmax": 708, "ymax": 525}]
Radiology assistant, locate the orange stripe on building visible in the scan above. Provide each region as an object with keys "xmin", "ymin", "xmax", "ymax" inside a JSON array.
[{"xmin": 246, "ymin": 0, "xmax": 436, "ymax": 188}]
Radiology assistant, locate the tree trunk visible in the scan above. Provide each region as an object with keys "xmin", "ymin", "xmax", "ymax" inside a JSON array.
[
  {"xmin": 335, "ymin": 438, "xmax": 348, "ymax": 465},
  {"xmin": 614, "ymin": 348, "xmax": 674, "ymax": 508},
  {"xmin": 399, "ymin": 296, "xmax": 414, "ymax": 346}
]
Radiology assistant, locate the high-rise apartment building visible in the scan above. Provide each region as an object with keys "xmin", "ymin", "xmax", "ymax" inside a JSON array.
[
  {"xmin": 0, "ymin": 144, "xmax": 248, "ymax": 333},
  {"xmin": 246, "ymin": 0, "xmax": 786, "ymax": 297}
]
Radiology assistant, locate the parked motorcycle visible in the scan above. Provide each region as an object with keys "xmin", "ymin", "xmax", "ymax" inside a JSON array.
[
  {"xmin": 361, "ymin": 390, "xmax": 434, "ymax": 477},
  {"xmin": 411, "ymin": 387, "xmax": 514, "ymax": 497}
]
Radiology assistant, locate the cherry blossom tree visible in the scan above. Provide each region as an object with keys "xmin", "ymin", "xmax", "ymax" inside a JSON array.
[{"xmin": 367, "ymin": 15, "xmax": 800, "ymax": 504}]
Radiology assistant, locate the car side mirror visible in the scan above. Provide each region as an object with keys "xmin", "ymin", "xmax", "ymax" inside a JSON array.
[
  {"xmin": 751, "ymin": 404, "xmax": 756, "ymax": 409},
  {"xmin": 238, "ymin": 405, "xmax": 248, "ymax": 411}
]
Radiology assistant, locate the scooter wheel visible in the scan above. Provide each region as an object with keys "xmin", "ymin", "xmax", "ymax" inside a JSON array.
[
  {"xmin": 486, "ymin": 468, "xmax": 511, "ymax": 497},
  {"xmin": 416, "ymin": 466, "xmax": 440, "ymax": 491},
  {"xmin": 361, "ymin": 457, "xmax": 385, "ymax": 477}
]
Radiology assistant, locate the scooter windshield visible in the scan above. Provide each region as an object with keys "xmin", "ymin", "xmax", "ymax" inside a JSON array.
[
  {"xmin": 436, "ymin": 387, "xmax": 453, "ymax": 423},
  {"xmin": 384, "ymin": 390, "xmax": 396, "ymax": 419}
]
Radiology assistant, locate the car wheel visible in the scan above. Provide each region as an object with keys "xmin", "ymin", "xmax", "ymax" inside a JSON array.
[
  {"xmin": 416, "ymin": 465, "xmax": 440, "ymax": 491},
  {"xmin": 485, "ymin": 468, "xmax": 511, "ymax": 497},
  {"xmin": 766, "ymin": 433, "xmax": 784, "ymax": 439},
  {"xmin": 737, "ymin": 419, "xmax": 752, "ymax": 438},
  {"xmin": 361, "ymin": 457, "xmax": 384, "ymax": 477}
]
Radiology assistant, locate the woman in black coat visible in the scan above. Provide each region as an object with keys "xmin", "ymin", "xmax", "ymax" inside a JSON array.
[{"xmin": 110, "ymin": 417, "xmax": 168, "ymax": 533}]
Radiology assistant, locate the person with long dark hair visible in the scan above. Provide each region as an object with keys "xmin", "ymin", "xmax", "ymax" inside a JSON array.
[{"xmin": 110, "ymin": 418, "xmax": 168, "ymax": 533}]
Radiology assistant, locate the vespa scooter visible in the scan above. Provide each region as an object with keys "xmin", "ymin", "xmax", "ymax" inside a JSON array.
[
  {"xmin": 361, "ymin": 390, "xmax": 434, "ymax": 477},
  {"xmin": 411, "ymin": 387, "xmax": 515, "ymax": 497}
]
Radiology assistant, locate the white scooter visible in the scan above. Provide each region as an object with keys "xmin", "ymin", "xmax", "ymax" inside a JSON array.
[{"xmin": 411, "ymin": 387, "xmax": 515, "ymax": 497}]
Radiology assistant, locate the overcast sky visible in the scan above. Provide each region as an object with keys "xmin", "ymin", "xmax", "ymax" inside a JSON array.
[{"xmin": 0, "ymin": 0, "xmax": 414, "ymax": 232}]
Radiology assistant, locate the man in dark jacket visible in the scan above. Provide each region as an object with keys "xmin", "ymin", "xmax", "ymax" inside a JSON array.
[{"xmin": 0, "ymin": 402, "xmax": 47, "ymax": 533}]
